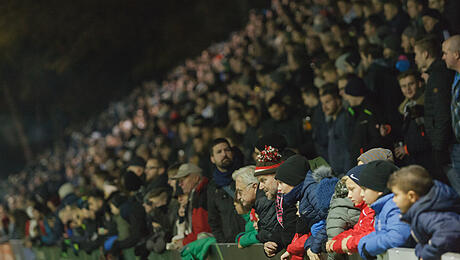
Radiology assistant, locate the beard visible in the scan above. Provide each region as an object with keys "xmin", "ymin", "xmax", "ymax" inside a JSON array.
[
  {"xmin": 219, "ymin": 157, "xmax": 233, "ymax": 169},
  {"xmin": 264, "ymin": 188, "xmax": 277, "ymax": 200}
]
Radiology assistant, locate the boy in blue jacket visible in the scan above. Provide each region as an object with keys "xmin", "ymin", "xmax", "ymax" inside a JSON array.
[
  {"xmin": 357, "ymin": 160, "xmax": 412, "ymax": 260},
  {"xmin": 388, "ymin": 165, "xmax": 460, "ymax": 260}
]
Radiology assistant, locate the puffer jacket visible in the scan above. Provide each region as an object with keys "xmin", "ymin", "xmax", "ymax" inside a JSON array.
[
  {"xmin": 332, "ymin": 201, "xmax": 375, "ymax": 254},
  {"xmin": 254, "ymin": 189, "xmax": 278, "ymax": 243},
  {"xmin": 358, "ymin": 194, "xmax": 411, "ymax": 259},
  {"xmin": 326, "ymin": 181, "xmax": 361, "ymax": 239},
  {"xmin": 400, "ymin": 181, "xmax": 460, "ymax": 260},
  {"xmin": 303, "ymin": 173, "xmax": 338, "ymax": 254}
]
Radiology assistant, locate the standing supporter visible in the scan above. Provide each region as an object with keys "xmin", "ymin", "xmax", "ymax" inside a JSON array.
[
  {"xmin": 207, "ymin": 138, "xmax": 245, "ymax": 243},
  {"xmin": 171, "ymin": 163, "xmax": 211, "ymax": 246},
  {"xmin": 442, "ymin": 35, "xmax": 460, "ymax": 194},
  {"xmin": 320, "ymin": 84, "xmax": 351, "ymax": 176},
  {"xmin": 342, "ymin": 76, "xmax": 383, "ymax": 164},
  {"xmin": 414, "ymin": 36, "xmax": 455, "ymax": 183},
  {"xmin": 395, "ymin": 70, "xmax": 432, "ymax": 169}
]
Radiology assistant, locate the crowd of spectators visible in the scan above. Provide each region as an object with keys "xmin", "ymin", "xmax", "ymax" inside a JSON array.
[{"xmin": 1, "ymin": 0, "xmax": 460, "ymax": 259}]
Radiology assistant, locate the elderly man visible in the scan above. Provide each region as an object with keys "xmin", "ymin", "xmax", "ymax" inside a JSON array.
[
  {"xmin": 170, "ymin": 163, "xmax": 211, "ymax": 247},
  {"xmin": 443, "ymin": 35, "xmax": 460, "ymax": 194}
]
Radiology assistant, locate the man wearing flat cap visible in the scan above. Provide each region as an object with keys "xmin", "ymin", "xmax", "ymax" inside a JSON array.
[{"xmin": 170, "ymin": 163, "xmax": 211, "ymax": 246}]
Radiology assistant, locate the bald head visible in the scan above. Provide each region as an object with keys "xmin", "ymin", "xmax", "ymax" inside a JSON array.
[{"xmin": 443, "ymin": 35, "xmax": 460, "ymax": 72}]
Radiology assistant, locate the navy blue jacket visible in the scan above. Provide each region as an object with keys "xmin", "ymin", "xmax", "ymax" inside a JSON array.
[
  {"xmin": 358, "ymin": 194, "xmax": 412, "ymax": 259},
  {"xmin": 401, "ymin": 181, "xmax": 460, "ymax": 260}
]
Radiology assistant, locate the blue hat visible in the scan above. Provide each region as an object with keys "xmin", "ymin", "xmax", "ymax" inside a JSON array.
[{"xmin": 346, "ymin": 165, "xmax": 366, "ymax": 185}]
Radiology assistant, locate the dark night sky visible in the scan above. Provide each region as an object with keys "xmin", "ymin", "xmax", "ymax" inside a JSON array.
[{"xmin": 0, "ymin": 0, "xmax": 268, "ymax": 177}]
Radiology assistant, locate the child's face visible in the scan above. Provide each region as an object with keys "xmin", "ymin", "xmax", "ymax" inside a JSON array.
[
  {"xmin": 345, "ymin": 178, "xmax": 363, "ymax": 205},
  {"xmin": 391, "ymin": 186, "xmax": 415, "ymax": 214},
  {"xmin": 361, "ymin": 187, "xmax": 383, "ymax": 206}
]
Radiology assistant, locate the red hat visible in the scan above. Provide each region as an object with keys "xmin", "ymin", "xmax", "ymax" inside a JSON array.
[{"xmin": 254, "ymin": 146, "xmax": 284, "ymax": 176}]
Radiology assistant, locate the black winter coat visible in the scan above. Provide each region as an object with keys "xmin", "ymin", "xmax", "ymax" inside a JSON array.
[
  {"xmin": 424, "ymin": 59, "xmax": 455, "ymax": 151},
  {"xmin": 346, "ymin": 98, "xmax": 385, "ymax": 163},
  {"xmin": 254, "ymin": 189, "xmax": 278, "ymax": 243},
  {"xmin": 207, "ymin": 180, "xmax": 245, "ymax": 243}
]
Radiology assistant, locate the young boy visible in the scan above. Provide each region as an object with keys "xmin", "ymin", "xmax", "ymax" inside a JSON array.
[
  {"xmin": 326, "ymin": 165, "xmax": 376, "ymax": 255},
  {"xmin": 388, "ymin": 165, "xmax": 460, "ymax": 259},
  {"xmin": 357, "ymin": 160, "xmax": 412, "ymax": 260}
]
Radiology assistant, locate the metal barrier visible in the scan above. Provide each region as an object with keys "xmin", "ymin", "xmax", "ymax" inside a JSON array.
[{"xmin": 4, "ymin": 242, "xmax": 460, "ymax": 260}]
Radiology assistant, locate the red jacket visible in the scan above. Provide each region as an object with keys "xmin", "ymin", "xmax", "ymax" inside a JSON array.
[
  {"xmin": 287, "ymin": 233, "xmax": 311, "ymax": 260},
  {"xmin": 332, "ymin": 201, "xmax": 375, "ymax": 254},
  {"xmin": 183, "ymin": 177, "xmax": 212, "ymax": 245}
]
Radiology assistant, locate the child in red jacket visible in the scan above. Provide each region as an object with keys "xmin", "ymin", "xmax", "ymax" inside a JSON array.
[{"xmin": 326, "ymin": 165, "xmax": 375, "ymax": 255}]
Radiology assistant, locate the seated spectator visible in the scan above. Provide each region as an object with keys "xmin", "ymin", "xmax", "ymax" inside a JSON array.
[
  {"xmin": 357, "ymin": 160, "xmax": 412, "ymax": 259},
  {"xmin": 388, "ymin": 165, "xmax": 460, "ymax": 259}
]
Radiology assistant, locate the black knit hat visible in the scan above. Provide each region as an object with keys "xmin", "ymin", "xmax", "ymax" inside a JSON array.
[
  {"xmin": 128, "ymin": 156, "xmax": 146, "ymax": 167},
  {"xmin": 345, "ymin": 76, "xmax": 368, "ymax": 97},
  {"xmin": 275, "ymin": 154, "xmax": 310, "ymax": 186},
  {"xmin": 359, "ymin": 160, "xmax": 399, "ymax": 193},
  {"xmin": 123, "ymin": 170, "xmax": 143, "ymax": 191}
]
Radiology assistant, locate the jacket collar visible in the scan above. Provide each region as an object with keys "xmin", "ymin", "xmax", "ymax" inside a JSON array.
[{"xmin": 370, "ymin": 193, "xmax": 394, "ymax": 214}]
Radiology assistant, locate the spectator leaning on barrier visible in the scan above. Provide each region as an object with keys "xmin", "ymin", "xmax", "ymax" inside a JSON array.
[
  {"xmin": 357, "ymin": 160, "xmax": 412, "ymax": 260},
  {"xmin": 388, "ymin": 165, "xmax": 460, "ymax": 259}
]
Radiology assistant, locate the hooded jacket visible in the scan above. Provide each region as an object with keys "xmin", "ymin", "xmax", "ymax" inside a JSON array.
[
  {"xmin": 358, "ymin": 194, "xmax": 411, "ymax": 259},
  {"xmin": 400, "ymin": 181, "xmax": 460, "ymax": 260}
]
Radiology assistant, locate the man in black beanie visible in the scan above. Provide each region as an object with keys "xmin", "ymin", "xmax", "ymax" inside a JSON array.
[
  {"xmin": 356, "ymin": 160, "xmax": 412, "ymax": 260},
  {"xmin": 275, "ymin": 154, "xmax": 310, "ymax": 192},
  {"xmin": 343, "ymin": 75, "xmax": 384, "ymax": 166}
]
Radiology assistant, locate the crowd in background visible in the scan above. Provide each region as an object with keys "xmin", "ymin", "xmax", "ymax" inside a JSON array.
[{"xmin": 1, "ymin": 0, "xmax": 460, "ymax": 259}]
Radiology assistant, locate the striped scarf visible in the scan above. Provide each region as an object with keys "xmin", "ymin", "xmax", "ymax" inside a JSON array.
[{"xmin": 275, "ymin": 191, "xmax": 284, "ymax": 227}]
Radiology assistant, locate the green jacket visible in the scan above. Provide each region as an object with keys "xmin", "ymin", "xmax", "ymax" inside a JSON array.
[{"xmin": 235, "ymin": 213, "xmax": 259, "ymax": 247}]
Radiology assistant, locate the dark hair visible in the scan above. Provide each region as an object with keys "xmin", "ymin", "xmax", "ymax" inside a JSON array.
[
  {"xmin": 365, "ymin": 15, "xmax": 384, "ymax": 28},
  {"xmin": 387, "ymin": 165, "xmax": 434, "ymax": 196},
  {"xmin": 148, "ymin": 156, "xmax": 167, "ymax": 169},
  {"xmin": 210, "ymin": 138, "xmax": 231, "ymax": 155},
  {"xmin": 87, "ymin": 190, "xmax": 104, "ymax": 200},
  {"xmin": 320, "ymin": 83, "xmax": 341, "ymax": 99},
  {"xmin": 384, "ymin": 0, "xmax": 400, "ymax": 8},
  {"xmin": 244, "ymin": 105, "xmax": 259, "ymax": 114},
  {"xmin": 415, "ymin": 35, "xmax": 441, "ymax": 58},
  {"xmin": 267, "ymin": 96, "xmax": 286, "ymax": 108},
  {"xmin": 397, "ymin": 70, "xmax": 422, "ymax": 82},
  {"xmin": 302, "ymin": 87, "xmax": 319, "ymax": 98},
  {"xmin": 361, "ymin": 44, "xmax": 383, "ymax": 59}
]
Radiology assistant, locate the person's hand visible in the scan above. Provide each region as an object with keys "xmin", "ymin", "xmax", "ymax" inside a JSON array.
[
  {"xmin": 280, "ymin": 251, "xmax": 290, "ymax": 260},
  {"xmin": 326, "ymin": 240, "xmax": 336, "ymax": 252},
  {"xmin": 152, "ymin": 222, "xmax": 161, "ymax": 229},
  {"xmin": 307, "ymin": 248, "xmax": 320, "ymax": 260},
  {"xmin": 264, "ymin": 241, "xmax": 278, "ymax": 257},
  {"xmin": 376, "ymin": 124, "xmax": 391, "ymax": 137},
  {"xmin": 394, "ymin": 146, "xmax": 408, "ymax": 160},
  {"xmin": 174, "ymin": 239, "xmax": 184, "ymax": 249},
  {"xmin": 342, "ymin": 236, "xmax": 352, "ymax": 255}
]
